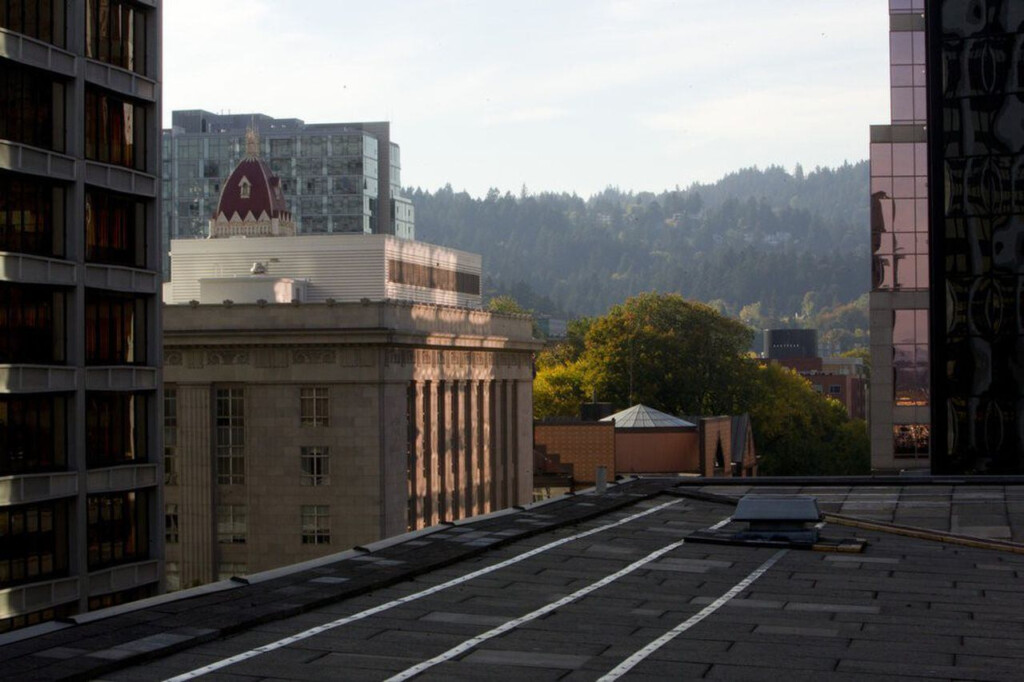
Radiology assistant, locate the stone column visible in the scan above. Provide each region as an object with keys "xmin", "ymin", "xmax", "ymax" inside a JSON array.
[{"xmin": 178, "ymin": 384, "xmax": 214, "ymax": 588}]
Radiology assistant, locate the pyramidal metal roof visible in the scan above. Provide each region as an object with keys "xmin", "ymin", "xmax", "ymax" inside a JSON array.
[{"xmin": 599, "ymin": 404, "xmax": 696, "ymax": 429}]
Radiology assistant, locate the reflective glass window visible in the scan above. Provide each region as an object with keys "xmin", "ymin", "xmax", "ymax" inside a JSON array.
[
  {"xmin": 86, "ymin": 491, "xmax": 149, "ymax": 569},
  {"xmin": 0, "ymin": 171, "xmax": 65, "ymax": 258},
  {"xmin": 85, "ymin": 0, "xmax": 147, "ymax": 74}
]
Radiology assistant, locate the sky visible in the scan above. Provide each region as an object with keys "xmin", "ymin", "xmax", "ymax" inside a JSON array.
[{"xmin": 163, "ymin": 0, "xmax": 890, "ymax": 198}]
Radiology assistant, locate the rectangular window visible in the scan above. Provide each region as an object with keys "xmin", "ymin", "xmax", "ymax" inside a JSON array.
[
  {"xmin": 300, "ymin": 446, "xmax": 330, "ymax": 486},
  {"xmin": 388, "ymin": 259, "xmax": 480, "ymax": 296},
  {"xmin": 84, "ymin": 88, "xmax": 147, "ymax": 172},
  {"xmin": 164, "ymin": 388, "xmax": 178, "ymax": 485},
  {"xmin": 829, "ymin": 385, "xmax": 842, "ymax": 395},
  {"xmin": 215, "ymin": 388, "xmax": 244, "ymax": 484},
  {"xmin": 85, "ymin": 0, "xmax": 146, "ymax": 74},
  {"xmin": 0, "ymin": 171, "xmax": 65, "ymax": 258},
  {"xmin": 300, "ymin": 387, "xmax": 329, "ymax": 426},
  {"xmin": 0, "ymin": 0, "xmax": 65, "ymax": 47},
  {"xmin": 84, "ymin": 290, "xmax": 147, "ymax": 365},
  {"xmin": 300, "ymin": 505, "xmax": 330, "ymax": 545},
  {"xmin": 0, "ymin": 60, "xmax": 65, "ymax": 152},
  {"xmin": 85, "ymin": 392, "xmax": 147, "ymax": 468},
  {"xmin": 217, "ymin": 562, "xmax": 247, "ymax": 581},
  {"xmin": 0, "ymin": 394, "xmax": 67, "ymax": 476},
  {"xmin": 216, "ymin": 505, "xmax": 246, "ymax": 543},
  {"xmin": 165, "ymin": 504, "xmax": 178, "ymax": 543},
  {"xmin": 0, "ymin": 500, "xmax": 69, "ymax": 589},
  {"xmin": 894, "ymin": 424, "xmax": 929, "ymax": 458},
  {"xmin": 0, "ymin": 282, "xmax": 66, "ymax": 365},
  {"xmin": 85, "ymin": 188, "xmax": 146, "ymax": 267},
  {"xmin": 86, "ymin": 491, "xmax": 149, "ymax": 570}
]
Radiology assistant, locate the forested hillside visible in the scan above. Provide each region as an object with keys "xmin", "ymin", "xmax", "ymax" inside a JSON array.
[{"xmin": 408, "ymin": 161, "xmax": 869, "ymax": 343}]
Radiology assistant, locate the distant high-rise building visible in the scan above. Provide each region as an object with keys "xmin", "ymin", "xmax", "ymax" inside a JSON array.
[
  {"xmin": 869, "ymin": 0, "xmax": 931, "ymax": 471},
  {"xmin": 161, "ymin": 111, "xmax": 415, "ymax": 278},
  {"xmin": 926, "ymin": 0, "xmax": 1024, "ymax": 474},
  {"xmin": 0, "ymin": 1, "xmax": 164, "ymax": 632}
]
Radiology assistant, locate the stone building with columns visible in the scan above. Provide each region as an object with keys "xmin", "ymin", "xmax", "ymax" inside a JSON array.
[{"xmin": 162, "ymin": 135, "xmax": 539, "ymax": 589}]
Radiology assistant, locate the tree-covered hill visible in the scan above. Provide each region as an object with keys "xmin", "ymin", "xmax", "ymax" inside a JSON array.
[{"xmin": 408, "ymin": 161, "xmax": 869, "ymax": 329}]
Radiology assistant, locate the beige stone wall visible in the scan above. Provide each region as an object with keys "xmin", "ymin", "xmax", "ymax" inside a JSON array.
[{"xmin": 164, "ymin": 301, "xmax": 539, "ymax": 586}]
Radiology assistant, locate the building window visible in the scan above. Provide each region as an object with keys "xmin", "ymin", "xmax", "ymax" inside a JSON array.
[
  {"xmin": 84, "ymin": 290, "xmax": 147, "ymax": 365},
  {"xmin": 85, "ymin": 0, "xmax": 146, "ymax": 74},
  {"xmin": 0, "ymin": 60, "xmax": 65, "ymax": 153},
  {"xmin": 164, "ymin": 388, "xmax": 177, "ymax": 485},
  {"xmin": 300, "ymin": 387, "xmax": 329, "ymax": 426},
  {"xmin": 86, "ymin": 392, "xmax": 147, "ymax": 468},
  {"xmin": 215, "ymin": 388, "xmax": 244, "ymax": 484},
  {"xmin": 829, "ymin": 385, "xmax": 842, "ymax": 395},
  {"xmin": 238, "ymin": 177, "xmax": 250, "ymax": 199},
  {"xmin": 0, "ymin": 171, "xmax": 65, "ymax": 258},
  {"xmin": 84, "ymin": 88, "xmax": 147, "ymax": 171},
  {"xmin": 85, "ymin": 189, "xmax": 146, "ymax": 268},
  {"xmin": 0, "ymin": 394, "xmax": 67, "ymax": 476},
  {"xmin": 894, "ymin": 424, "xmax": 929, "ymax": 459},
  {"xmin": 0, "ymin": 500, "xmax": 69, "ymax": 589},
  {"xmin": 0, "ymin": 1, "xmax": 65, "ymax": 47},
  {"xmin": 86, "ymin": 491, "xmax": 149, "ymax": 570},
  {"xmin": 300, "ymin": 446, "xmax": 330, "ymax": 486},
  {"xmin": 0, "ymin": 283, "xmax": 66, "ymax": 365},
  {"xmin": 217, "ymin": 562, "xmax": 246, "ymax": 581},
  {"xmin": 301, "ymin": 505, "xmax": 330, "ymax": 545},
  {"xmin": 388, "ymin": 259, "xmax": 481, "ymax": 296},
  {"xmin": 216, "ymin": 505, "xmax": 246, "ymax": 544},
  {"xmin": 893, "ymin": 309, "xmax": 929, "ymax": 406},
  {"xmin": 165, "ymin": 504, "xmax": 178, "ymax": 543}
]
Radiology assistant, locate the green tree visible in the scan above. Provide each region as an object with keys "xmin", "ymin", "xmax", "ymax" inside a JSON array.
[
  {"xmin": 582, "ymin": 292, "xmax": 753, "ymax": 415},
  {"xmin": 533, "ymin": 360, "xmax": 588, "ymax": 419}
]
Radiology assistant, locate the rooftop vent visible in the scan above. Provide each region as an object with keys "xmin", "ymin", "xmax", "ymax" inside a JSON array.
[
  {"xmin": 686, "ymin": 494, "xmax": 865, "ymax": 551},
  {"xmin": 732, "ymin": 495, "xmax": 822, "ymax": 545}
]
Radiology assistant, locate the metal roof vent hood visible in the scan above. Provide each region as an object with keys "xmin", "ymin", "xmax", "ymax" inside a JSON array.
[{"xmin": 732, "ymin": 495, "xmax": 822, "ymax": 545}]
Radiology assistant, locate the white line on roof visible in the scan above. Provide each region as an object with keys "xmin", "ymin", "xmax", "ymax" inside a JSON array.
[
  {"xmin": 598, "ymin": 548, "xmax": 788, "ymax": 681},
  {"xmin": 384, "ymin": 537, "xmax": 691, "ymax": 682},
  {"xmin": 163, "ymin": 498, "xmax": 686, "ymax": 682}
]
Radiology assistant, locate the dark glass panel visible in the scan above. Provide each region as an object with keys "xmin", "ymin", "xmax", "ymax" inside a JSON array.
[
  {"xmin": 84, "ymin": 88, "xmax": 146, "ymax": 172},
  {"xmin": 86, "ymin": 491, "xmax": 149, "ymax": 570},
  {"xmin": 0, "ymin": 0, "xmax": 63, "ymax": 47},
  {"xmin": 85, "ymin": 188, "xmax": 146, "ymax": 267},
  {"xmin": 84, "ymin": 290, "xmax": 147, "ymax": 364},
  {"xmin": 0, "ymin": 59, "xmax": 64, "ymax": 152},
  {"xmin": 0, "ymin": 394, "xmax": 67, "ymax": 475},
  {"xmin": 0, "ymin": 500, "xmax": 69, "ymax": 589},
  {"xmin": 0, "ymin": 171, "xmax": 65, "ymax": 258},
  {"xmin": 85, "ymin": 0, "xmax": 146, "ymax": 74},
  {"xmin": 85, "ymin": 392, "xmax": 148, "ymax": 468},
  {"xmin": 0, "ymin": 283, "xmax": 65, "ymax": 364}
]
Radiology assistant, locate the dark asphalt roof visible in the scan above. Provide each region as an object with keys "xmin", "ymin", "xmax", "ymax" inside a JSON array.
[{"xmin": 3, "ymin": 478, "xmax": 1024, "ymax": 681}]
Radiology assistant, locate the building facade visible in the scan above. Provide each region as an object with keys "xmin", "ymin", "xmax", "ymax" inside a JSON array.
[
  {"xmin": 869, "ymin": 0, "xmax": 931, "ymax": 471},
  {"xmin": 161, "ymin": 136, "xmax": 538, "ymax": 588},
  {"xmin": 926, "ymin": 0, "xmax": 1024, "ymax": 473},
  {"xmin": 161, "ymin": 111, "xmax": 415, "ymax": 277},
  {"xmin": 0, "ymin": 1, "xmax": 164, "ymax": 632},
  {"xmin": 163, "ymin": 301, "xmax": 538, "ymax": 588}
]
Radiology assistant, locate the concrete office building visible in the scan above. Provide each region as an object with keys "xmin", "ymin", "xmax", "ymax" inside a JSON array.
[
  {"xmin": 0, "ymin": 1, "xmax": 164, "ymax": 632},
  {"xmin": 869, "ymin": 0, "xmax": 930, "ymax": 471},
  {"xmin": 161, "ymin": 110, "xmax": 415, "ymax": 277},
  {"xmin": 162, "ymin": 143, "xmax": 539, "ymax": 588}
]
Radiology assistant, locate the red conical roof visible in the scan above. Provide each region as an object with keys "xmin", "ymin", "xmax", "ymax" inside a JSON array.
[{"xmin": 214, "ymin": 156, "xmax": 289, "ymax": 222}]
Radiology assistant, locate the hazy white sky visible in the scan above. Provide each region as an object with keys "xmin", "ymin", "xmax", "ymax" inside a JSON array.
[{"xmin": 163, "ymin": 0, "xmax": 890, "ymax": 197}]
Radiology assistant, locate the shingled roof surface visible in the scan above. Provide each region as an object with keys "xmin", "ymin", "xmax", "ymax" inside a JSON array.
[{"xmin": 3, "ymin": 478, "xmax": 1024, "ymax": 681}]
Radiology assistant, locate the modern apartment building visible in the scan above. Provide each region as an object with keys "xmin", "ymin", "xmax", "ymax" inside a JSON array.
[
  {"xmin": 869, "ymin": 0, "xmax": 930, "ymax": 471},
  {"xmin": 161, "ymin": 110, "xmax": 415, "ymax": 277},
  {"xmin": 925, "ymin": 0, "xmax": 1024, "ymax": 473},
  {"xmin": 0, "ymin": 1, "xmax": 164, "ymax": 632}
]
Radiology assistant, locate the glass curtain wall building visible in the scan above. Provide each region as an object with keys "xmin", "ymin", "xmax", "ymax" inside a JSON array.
[
  {"xmin": 926, "ymin": 0, "xmax": 1024, "ymax": 473},
  {"xmin": 161, "ymin": 111, "xmax": 415, "ymax": 278},
  {"xmin": 870, "ymin": 0, "xmax": 931, "ymax": 471},
  {"xmin": 0, "ymin": 0, "xmax": 164, "ymax": 632}
]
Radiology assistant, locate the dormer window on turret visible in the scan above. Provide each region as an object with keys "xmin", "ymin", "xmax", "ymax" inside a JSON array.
[{"xmin": 239, "ymin": 176, "xmax": 251, "ymax": 199}]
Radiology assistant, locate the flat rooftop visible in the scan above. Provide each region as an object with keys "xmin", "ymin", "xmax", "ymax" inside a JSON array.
[{"xmin": 3, "ymin": 478, "xmax": 1024, "ymax": 681}]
